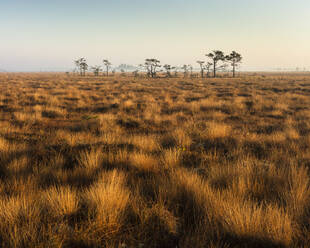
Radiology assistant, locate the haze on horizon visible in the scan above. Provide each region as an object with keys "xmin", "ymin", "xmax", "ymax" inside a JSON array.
[{"xmin": 0, "ymin": 0, "xmax": 309, "ymax": 72}]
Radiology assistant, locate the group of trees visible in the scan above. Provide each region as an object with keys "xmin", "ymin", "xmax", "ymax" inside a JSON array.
[
  {"xmin": 138, "ymin": 50, "xmax": 242, "ymax": 78},
  {"xmin": 196, "ymin": 50, "xmax": 242, "ymax": 78},
  {"xmin": 74, "ymin": 58, "xmax": 88, "ymax": 76},
  {"xmin": 205, "ymin": 50, "xmax": 242, "ymax": 78},
  {"xmin": 139, "ymin": 59, "xmax": 162, "ymax": 78},
  {"xmin": 73, "ymin": 50, "xmax": 242, "ymax": 78},
  {"xmin": 74, "ymin": 58, "xmax": 113, "ymax": 77}
]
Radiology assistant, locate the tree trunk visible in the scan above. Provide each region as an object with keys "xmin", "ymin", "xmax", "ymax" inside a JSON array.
[
  {"xmin": 233, "ymin": 64, "xmax": 235, "ymax": 78},
  {"xmin": 213, "ymin": 62, "xmax": 216, "ymax": 78}
]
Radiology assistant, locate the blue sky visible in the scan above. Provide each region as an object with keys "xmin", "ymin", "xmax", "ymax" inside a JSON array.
[{"xmin": 0, "ymin": 0, "xmax": 309, "ymax": 71}]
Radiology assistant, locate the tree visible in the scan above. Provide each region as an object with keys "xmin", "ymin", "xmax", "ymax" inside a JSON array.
[
  {"xmin": 226, "ymin": 51, "xmax": 242, "ymax": 77},
  {"xmin": 140, "ymin": 62, "xmax": 150, "ymax": 77},
  {"xmin": 144, "ymin": 59, "xmax": 161, "ymax": 78},
  {"xmin": 103, "ymin": 59, "xmax": 112, "ymax": 76},
  {"xmin": 163, "ymin": 64, "xmax": 172, "ymax": 78},
  {"xmin": 206, "ymin": 50, "xmax": 226, "ymax": 78},
  {"xmin": 188, "ymin": 65, "xmax": 193, "ymax": 78},
  {"xmin": 133, "ymin": 70, "xmax": 139, "ymax": 78},
  {"xmin": 181, "ymin": 65, "xmax": 189, "ymax": 78},
  {"xmin": 205, "ymin": 62, "xmax": 213, "ymax": 77},
  {"xmin": 74, "ymin": 58, "xmax": 87, "ymax": 76},
  {"xmin": 91, "ymin": 65, "xmax": 101, "ymax": 76},
  {"xmin": 74, "ymin": 59, "xmax": 81, "ymax": 76},
  {"xmin": 197, "ymin": 61, "xmax": 205, "ymax": 78},
  {"xmin": 173, "ymin": 67, "xmax": 178, "ymax": 77},
  {"xmin": 80, "ymin": 61, "xmax": 88, "ymax": 76}
]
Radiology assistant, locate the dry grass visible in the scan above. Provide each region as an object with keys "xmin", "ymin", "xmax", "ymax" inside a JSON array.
[
  {"xmin": 78, "ymin": 148, "xmax": 103, "ymax": 170},
  {"xmin": 206, "ymin": 121, "xmax": 232, "ymax": 139},
  {"xmin": 129, "ymin": 152, "xmax": 159, "ymax": 172},
  {"xmin": 0, "ymin": 72, "xmax": 310, "ymax": 247},
  {"xmin": 83, "ymin": 170, "xmax": 130, "ymax": 235},
  {"xmin": 42, "ymin": 186, "xmax": 79, "ymax": 218}
]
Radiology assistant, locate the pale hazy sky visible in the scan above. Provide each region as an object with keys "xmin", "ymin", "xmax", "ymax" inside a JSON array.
[{"xmin": 0, "ymin": 0, "xmax": 309, "ymax": 71}]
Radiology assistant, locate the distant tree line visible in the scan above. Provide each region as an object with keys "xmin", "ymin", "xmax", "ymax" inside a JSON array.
[{"xmin": 73, "ymin": 50, "xmax": 242, "ymax": 78}]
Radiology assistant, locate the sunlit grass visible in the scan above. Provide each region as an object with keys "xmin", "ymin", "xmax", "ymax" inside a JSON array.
[{"xmin": 0, "ymin": 72, "xmax": 309, "ymax": 247}]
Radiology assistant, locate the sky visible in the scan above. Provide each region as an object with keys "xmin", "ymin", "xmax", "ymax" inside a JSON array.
[{"xmin": 0, "ymin": 0, "xmax": 309, "ymax": 71}]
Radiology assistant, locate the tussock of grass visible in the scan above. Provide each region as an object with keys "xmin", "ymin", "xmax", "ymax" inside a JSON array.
[
  {"xmin": 78, "ymin": 148, "xmax": 103, "ymax": 170},
  {"xmin": 162, "ymin": 148, "xmax": 182, "ymax": 168},
  {"xmin": 42, "ymin": 186, "xmax": 79, "ymax": 218},
  {"xmin": 83, "ymin": 170, "xmax": 130, "ymax": 233},
  {"xmin": 206, "ymin": 121, "xmax": 232, "ymax": 139},
  {"xmin": 129, "ymin": 152, "xmax": 159, "ymax": 172}
]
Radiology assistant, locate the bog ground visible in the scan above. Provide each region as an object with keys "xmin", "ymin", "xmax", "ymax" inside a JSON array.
[{"xmin": 1, "ymin": 73, "xmax": 310, "ymax": 247}]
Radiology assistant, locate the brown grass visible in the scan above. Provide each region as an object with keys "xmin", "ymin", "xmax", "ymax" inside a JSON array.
[{"xmin": 0, "ymin": 72, "xmax": 310, "ymax": 247}]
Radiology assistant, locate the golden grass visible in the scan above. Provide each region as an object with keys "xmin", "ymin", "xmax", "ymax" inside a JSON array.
[
  {"xmin": 0, "ymin": 72, "xmax": 310, "ymax": 247},
  {"xmin": 206, "ymin": 121, "xmax": 232, "ymax": 139},
  {"xmin": 83, "ymin": 170, "xmax": 130, "ymax": 233},
  {"xmin": 129, "ymin": 152, "xmax": 159, "ymax": 172},
  {"xmin": 78, "ymin": 148, "xmax": 103, "ymax": 170},
  {"xmin": 42, "ymin": 186, "xmax": 79, "ymax": 218},
  {"xmin": 162, "ymin": 148, "xmax": 182, "ymax": 168}
]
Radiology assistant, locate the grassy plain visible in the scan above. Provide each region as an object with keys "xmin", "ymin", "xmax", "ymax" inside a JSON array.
[{"xmin": 1, "ymin": 72, "xmax": 310, "ymax": 247}]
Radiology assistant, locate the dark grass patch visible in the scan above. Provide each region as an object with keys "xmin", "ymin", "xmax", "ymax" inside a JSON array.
[
  {"xmin": 244, "ymin": 100, "xmax": 254, "ymax": 110},
  {"xmin": 0, "ymin": 105, "xmax": 18, "ymax": 112},
  {"xmin": 64, "ymin": 97, "xmax": 80, "ymax": 101},
  {"xmin": 117, "ymin": 118, "xmax": 140, "ymax": 130},
  {"xmin": 219, "ymin": 233, "xmax": 287, "ymax": 248},
  {"xmin": 255, "ymin": 124, "xmax": 283, "ymax": 135},
  {"xmin": 42, "ymin": 110, "xmax": 62, "ymax": 119},
  {"xmin": 243, "ymin": 141, "xmax": 267, "ymax": 159}
]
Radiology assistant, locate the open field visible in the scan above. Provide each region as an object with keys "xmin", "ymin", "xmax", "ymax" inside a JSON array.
[{"xmin": 1, "ymin": 73, "xmax": 310, "ymax": 247}]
